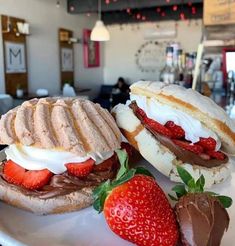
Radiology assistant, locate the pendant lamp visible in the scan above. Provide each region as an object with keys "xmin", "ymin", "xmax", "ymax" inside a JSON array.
[{"xmin": 91, "ymin": 0, "xmax": 110, "ymax": 41}]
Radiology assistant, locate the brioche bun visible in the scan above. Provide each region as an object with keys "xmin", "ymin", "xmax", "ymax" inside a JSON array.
[
  {"xmin": 129, "ymin": 81, "xmax": 235, "ymax": 154},
  {"xmin": 112, "ymin": 81, "xmax": 234, "ymax": 187}
]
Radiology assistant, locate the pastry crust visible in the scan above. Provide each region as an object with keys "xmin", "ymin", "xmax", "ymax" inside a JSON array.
[
  {"xmin": 130, "ymin": 81, "xmax": 235, "ymax": 154},
  {"xmin": 112, "ymin": 104, "xmax": 232, "ymax": 188},
  {"xmin": 0, "ymin": 98, "xmax": 121, "ymax": 156}
]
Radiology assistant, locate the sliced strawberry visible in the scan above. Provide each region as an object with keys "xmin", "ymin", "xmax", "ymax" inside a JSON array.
[
  {"xmin": 66, "ymin": 159, "xmax": 95, "ymax": 177},
  {"xmin": 206, "ymin": 151, "xmax": 225, "ymax": 160},
  {"xmin": 121, "ymin": 142, "xmax": 134, "ymax": 158},
  {"xmin": 22, "ymin": 169, "xmax": 53, "ymax": 190},
  {"xmin": 136, "ymin": 107, "xmax": 147, "ymax": 119},
  {"xmin": 197, "ymin": 137, "xmax": 216, "ymax": 151},
  {"xmin": 3, "ymin": 160, "xmax": 52, "ymax": 190},
  {"xmin": 165, "ymin": 121, "xmax": 185, "ymax": 138},
  {"xmin": 3, "ymin": 160, "xmax": 25, "ymax": 186},
  {"xmin": 93, "ymin": 155, "xmax": 117, "ymax": 172},
  {"xmin": 145, "ymin": 118, "xmax": 173, "ymax": 138},
  {"xmin": 173, "ymin": 139, "xmax": 203, "ymax": 154}
]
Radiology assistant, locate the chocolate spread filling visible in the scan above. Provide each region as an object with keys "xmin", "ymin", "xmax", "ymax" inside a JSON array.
[
  {"xmin": 130, "ymin": 101, "xmax": 228, "ymax": 168},
  {"xmin": 0, "ymin": 162, "xmax": 117, "ymax": 199},
  {"xmin": 175, "ymin": 193, "xmax": 229, "ymax": 246}
]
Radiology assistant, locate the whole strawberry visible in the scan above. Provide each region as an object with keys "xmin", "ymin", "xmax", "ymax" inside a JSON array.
[
  {"xmin": 169, "ymin": 166, "xmax": 232, "ymax": 246},
  {"xmin": 93, "ymin": 150, "xmax": 179, "ymax": 246}
]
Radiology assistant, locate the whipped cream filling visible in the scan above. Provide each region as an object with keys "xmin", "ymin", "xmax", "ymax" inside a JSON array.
[
  {"xmin": 5, "ymin": 144, "xmax": 114, "ymax": 174},
  {"xmin": 130, "ymin": 94, "xmax": 221, "ymax": 151}
]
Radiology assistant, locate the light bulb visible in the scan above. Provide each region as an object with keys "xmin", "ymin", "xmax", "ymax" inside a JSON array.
[{"xmin": 56, "ymin": 1, "xmax": 60, "ymax": 8}]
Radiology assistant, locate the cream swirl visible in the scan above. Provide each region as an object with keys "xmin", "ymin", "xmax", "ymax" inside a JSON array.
[
  {"xmin": 5, "ymin": 144, "xmax": 114, "ymax": 174},
  {"xmin": 130, "ymin": 94, "xmax": 221, "ymax": 150}
]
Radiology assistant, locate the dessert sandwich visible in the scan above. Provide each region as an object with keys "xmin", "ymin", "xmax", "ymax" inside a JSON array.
[
  {"xmin": 0, "ymin": 97, "xmax": 122, "ymax": 215},
  {"xmin": 113, "ymin": 81, "xmax": 235, "ymax": 187}
]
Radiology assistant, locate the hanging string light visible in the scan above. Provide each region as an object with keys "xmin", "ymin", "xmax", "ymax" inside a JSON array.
[
  {"xmin": 136, "ymin": 13, "xmax": 141, "ymax": 20},
  {"xmin": 172, "ymin": 5, "xmax": 178, "ymax": 11},
  {"xmin": 180, "ymin": 12, "xmax": 185, "ymax": 20},
  {"xmin": 156, "ymin": 7, "xmax": 161, "ymax": 13},
  {"xmin": 97, "ymin": 0, "xmax": 199, "ymax": 24},
  {"xmin": 191, "ymin": 6, "xmax": 196, "ymax": 15},
  {"xmin": 179, "ymin": 0, "xmax": 186, "ymax": 21},
  {"xmin": 69, "ymin": 5, "xmax": 75, "ymax": 12},
  {"xmin": 126, "ymin": 8, "xmax": 131, "ymax": 14}
]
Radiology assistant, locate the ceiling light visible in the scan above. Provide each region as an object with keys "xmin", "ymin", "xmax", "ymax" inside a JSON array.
[{"xmin": 91, "ymin": 0, "xmax": 110, "ymax": 41}]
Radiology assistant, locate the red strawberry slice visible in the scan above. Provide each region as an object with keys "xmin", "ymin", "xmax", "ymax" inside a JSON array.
[
  {"xmin": 165, "ymin": 121, "xmax": 185, "ymax": 138},
  {"xmin": 3, "ymin": 160, "xmax": 25, "ymax": 186},
  {"xmin": 93, "ymin": 155, "xmax": 117, "ymax": 172},
  {"xmin": 197, "ymin": 137, "xmax": 216, "ymax": 151},
  {"xmin": 3, "ymin": 160, "xmax": 53, "ymax": 190},
  {"xmin": 136, "ymin": 107, "xmax": 147, "ymax": 118},
  {"xmin": 145, "ymin": 118, "xmax": 173, "ymax": 138},
  {"xmin": 66, "ymin": 159, "xmax": 95, "ymax": 177},
  {"xmin": 22, "ymin": 169, "xmax": 53, "ymax": 190},
  {"xmin": 121, "ymin": 142, "xmax": 134, "ymax": 158},
  {"xmin": 134, "ymin": 105, "xmax": 172, "ymax": 138},
  {"xmin": 173, "ymin": 139, "xmax": 203, "ymax": 154},
  {"xmin": 206, "ymin": 151, "xmax": 225, "ymax": 160}
]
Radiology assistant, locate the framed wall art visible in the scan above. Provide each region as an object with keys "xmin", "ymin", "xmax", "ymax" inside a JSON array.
[
  {"xmin": 5, "ymin": 41, "xmax": 26, "ymax": 73},
  {"xmin": 58, "ymin": 28, "xmax": 74, "ymax": 88},
  {"xmin": 83, "ymin": 29, "xmax": 100, "ymax": 68},
  {"xmin": 61, "ymin": 47, "xmax": 73, "ymax": 72},
  {"xmin": 1, "ymin": 15, "xmax": 28, "ymax": 95}
]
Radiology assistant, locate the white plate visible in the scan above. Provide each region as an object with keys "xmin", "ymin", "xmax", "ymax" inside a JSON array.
[{"xmin": 0, "ymin": 150, "xmax": 234, "ymax": 246}]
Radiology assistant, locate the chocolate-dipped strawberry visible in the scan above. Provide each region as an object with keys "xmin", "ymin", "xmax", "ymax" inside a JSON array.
[{"xmin": 169, "ymin": 166, "xmax": 232, "ymax": 246}]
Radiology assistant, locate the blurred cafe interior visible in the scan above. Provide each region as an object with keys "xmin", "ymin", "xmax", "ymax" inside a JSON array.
[{"xmin": 0, "ymin": 0, "xmax": 235, "ymax": 121}]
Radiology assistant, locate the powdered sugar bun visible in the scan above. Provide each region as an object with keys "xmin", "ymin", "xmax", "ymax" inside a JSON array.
[{"xmin": 0, "ymin": 98, "xmax": 121, "ymax": 156}]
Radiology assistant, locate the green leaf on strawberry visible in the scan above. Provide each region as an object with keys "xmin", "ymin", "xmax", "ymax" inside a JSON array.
[
  {"xmin": 93, "ymin": 149, "xmax": 153, "ymax": 212},
  {"xmin": 115, "ymin": 149, "xmax": 129, "ymax": 180},
  {"xmin": 172, "ymin": 184, "xmax": 187, "ymax": 198},
  {"xmin": 111, "ymin": 169, "xmax": 136, "ymax": 187},
  {"xmin": 196, "ymin": 174, "xmax": 205, "ymax": 192},
  {"xmin": 177, "ymin": 165, "xmax": 193, "ymax": 185},
  {"xmin": 169, "ymin": 166, "xmax": 233, "ymax": 208},
  {"xmin": 216, "ymin": 196, "xmax": 233, "ymax": 208},
  {"xmin": 135, "ymin": 166, "xmax": 155, "ymax": 178}
]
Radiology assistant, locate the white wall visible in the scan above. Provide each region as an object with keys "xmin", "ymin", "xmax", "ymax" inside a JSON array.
[
  {"xmin": 104, "ymin": 20, "xmax": 202, "ymax": 85},
  {"xmin": 0, "ymin": 0, "xmax": 103, "ymax": 98}
]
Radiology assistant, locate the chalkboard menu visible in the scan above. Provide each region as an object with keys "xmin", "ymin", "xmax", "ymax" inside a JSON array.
[{"xmin": 204, "ymin": 0, "xmax": 235, "ymax": 26}]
